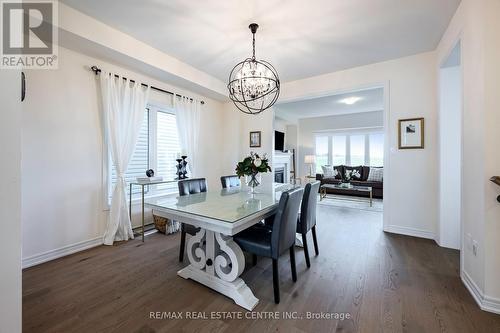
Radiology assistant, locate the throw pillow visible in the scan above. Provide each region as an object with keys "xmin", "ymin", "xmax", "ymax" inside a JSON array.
[
  {"xmin": 344, "ymin": 166, "xmax": 363, "ymax": 181},
  {"xmin": 333, "ymin": 165, "xmax": 343, "ymax": 179},
  {"xmin": 321, "ymin": 165, "xmax": 338, "ymax": 178},
  {"xmin": 367, "ymin": 167, "xmax": 383, "ymax": 182},
  {"xmin": 361, "ymin": 166, "xmax": 370, "ymax": 181}
]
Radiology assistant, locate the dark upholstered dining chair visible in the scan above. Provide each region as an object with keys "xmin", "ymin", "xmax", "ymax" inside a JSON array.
[
  {"xmin": 234, "ymin": 187, "xmax": 303, "ymax": 304},
  {"xmin": 297, "ymin": 181, "xmax": 320, "ymax": 268},
  {"xmin": 220, "ymin": 175, "xmax": 241, "ymax": 189},
  {"xmin": 178, "ymin": 178, "xmax": 207, "ymax": 262}
]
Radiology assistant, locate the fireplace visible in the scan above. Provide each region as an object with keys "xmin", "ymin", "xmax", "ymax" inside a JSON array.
[
  {"xmin": 275, "ymin": 167, "xmax": 285, "ymax": 183},
  {"xmin": 273, "ymin": 151, "xmax": 292, "ymax": 184}
]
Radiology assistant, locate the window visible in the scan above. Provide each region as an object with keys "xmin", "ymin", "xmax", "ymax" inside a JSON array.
[
  {"xmin": 349, "ymin": 135, "xmax": 365, "ymax": 166},
  {"xmin": 332, "ymin": 136, "xmax": 346, "ymax": 165},
  {"xmin": 315, "ymin": 136, "xmax": 329, "ymax": 173},
  {"xmin": 369, "ymin": 133, "xmax": 384, "ymax": 166},
  {"xmin": 156, "ymin": 111, "xmax": 180, "ymax": 192},
  {"xmin": 109, "ymin": 106, "xmax": 181, "ymax": 201},
  {"xmin": 314, "ymin": 130, "xmax": 384, "ymax": 170}
]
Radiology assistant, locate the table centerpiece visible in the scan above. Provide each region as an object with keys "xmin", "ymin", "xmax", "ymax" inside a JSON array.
[
  {"xmin": 236, "ymin": 152, "xmax": 272, "ymax": 193},
  {"xmin": 341, "ymin": 169, "xmax": 361, "ymax": 188}
]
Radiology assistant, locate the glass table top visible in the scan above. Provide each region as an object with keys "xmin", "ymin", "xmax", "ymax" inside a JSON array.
[
  {"xmin": 321, "ymin": 183, "xmax": 372, "ymax": 191},
  {"xmin": 145, "ymin": 183, "xmax": 298, "ymax": 224}
]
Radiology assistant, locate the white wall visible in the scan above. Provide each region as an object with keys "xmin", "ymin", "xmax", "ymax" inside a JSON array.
[
  {"xmin": 0, "ymin": 69, "xmax": 22, "ymax": 333},
  {"xmin": 274, "ymin": 117, "xmax": 288, "ymax": 134},
  {"xmin": 219, "ymin": 102, "xmax": 242, "ymax": 177},
  {"xmin": 21, "ymin": 46, "xmax": 227, "ymax": 265},
  {"xmin": 483, "ymin": 0, "xmax": 500, "ymax": 305},
  {"xmin": 279, "ymin": 52, "xmax": 438, "ymax": 239},
  {"xmin": 285, "ymin": 125, "xmax": 298, "ymax": 152},
  {"xmin": 436, "ymin": 0, "xmax": 500, "ymax": 313},
  {"xmin": 0, "ymin": 70, "xmax": 22, "ymax": 332},
  {"xmin": 221, "ymin": 104, "xmax": 276, "ymax": 184},
  {"xmin": 438, "ymin": 65, "xmax": 461, "ymax": 250},
  {"xmin": 245, "ymin": 109, "xmax": 275, "ymax": 184},
  {"xmin": 296, "ymin": 111, "xmax": 383, "ymax": 177}
]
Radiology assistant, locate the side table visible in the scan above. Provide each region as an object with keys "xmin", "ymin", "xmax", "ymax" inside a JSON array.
[{"xmin": 129, "ymin": 180, "xmax": 178, "ymax": 241}]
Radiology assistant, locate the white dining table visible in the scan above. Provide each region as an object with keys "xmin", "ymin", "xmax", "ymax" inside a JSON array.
[{"xmin": 145, "ymin": 183, "xmax": 297, "ymax": 311}]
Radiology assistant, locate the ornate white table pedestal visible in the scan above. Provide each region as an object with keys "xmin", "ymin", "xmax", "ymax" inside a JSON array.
[
  {"xmin": 177, "ymin": 229, "xmax": 258, "ymax": 310},
  {"xmin": 146, "ymin": 184, "xmax": 297, "ymax": 311}
]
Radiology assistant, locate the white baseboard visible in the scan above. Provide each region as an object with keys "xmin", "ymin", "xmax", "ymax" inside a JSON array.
[
  {"xmin": 384, "ymin": 226, "xmax": 500, "ymax": 315},
  {"xmin": 462, "ymin": 270, "xmax": 500, "ymax": 315},
  {"xmin": 383, "ymin": 225, "xmax": 435, "ymax": 240},
  {"xmin": 22, "ymin": 236, "xmax": 103, "ymax": 269}
]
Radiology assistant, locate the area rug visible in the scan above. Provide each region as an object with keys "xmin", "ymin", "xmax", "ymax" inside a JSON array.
[{"xmin": 317, "ymin": 195, "xmax": 383, "ymax": 212}]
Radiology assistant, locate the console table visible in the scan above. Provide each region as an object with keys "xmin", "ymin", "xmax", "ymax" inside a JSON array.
[{"xmin": 129, "ymin": 180, "xmax": 178, "ymax": 241}]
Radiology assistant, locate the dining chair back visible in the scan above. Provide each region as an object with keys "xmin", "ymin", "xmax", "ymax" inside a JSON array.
[
  {"xmin": 271, "ymin": 187, "xmax": 304, "ymax": 259},
  {"xmin": 299, "ymin": 181, "xmax": 320, "ymax": 233},
  {"xmin": 220, "ymin": 175, "xmax": 241, "ymax": 189},
  {"xmin": 178, "ymin": 178, "xmax": 207, "ymax": 196},
  {"xmin": 297, "ymin": 181, "xmax": 321, "ymax": 268}
]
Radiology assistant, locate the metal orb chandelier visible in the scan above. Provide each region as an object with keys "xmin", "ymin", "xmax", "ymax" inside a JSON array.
[{"xmin": 228, "ymin": 23, "xmax": 280, "ymax": 115}]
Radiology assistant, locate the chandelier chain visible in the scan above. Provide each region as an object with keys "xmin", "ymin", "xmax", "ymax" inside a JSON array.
[{"xmin": 252, "ymin": 32, "xmax": 256, "ymax": 59}]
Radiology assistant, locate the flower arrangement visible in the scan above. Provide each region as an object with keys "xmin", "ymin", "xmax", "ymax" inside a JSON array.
[
  {"xmin": 236, "ymin": 152, "xmax": 272, "ymax": 191},
  {"xmin": 344, "ymin": 169, "xmax": 361, "ymax": 182}
]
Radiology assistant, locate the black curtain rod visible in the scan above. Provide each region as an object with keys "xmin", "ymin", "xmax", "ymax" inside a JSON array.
[{"xmin": 90, "ymin": 66, "xmax": 204, "ymax": 105}]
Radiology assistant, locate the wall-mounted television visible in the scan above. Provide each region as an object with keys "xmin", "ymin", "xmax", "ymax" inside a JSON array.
[{"xmin": 275, "ymin": 131, "xmax": 285, "ymax": 151}]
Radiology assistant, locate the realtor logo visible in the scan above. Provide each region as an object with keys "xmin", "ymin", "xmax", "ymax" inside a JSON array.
[{"xmin": 1, "ymin": 0, "xmax": 58, "ymax": 69}]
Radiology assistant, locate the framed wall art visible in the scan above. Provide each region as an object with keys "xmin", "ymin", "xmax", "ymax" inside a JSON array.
[
  {"xmin": 249, "ymin": 131, "xmax": 261, "ymax": 148},
  {"xmin": 398, "ymin": 118, "xmax": 424, "ymax": 149}
]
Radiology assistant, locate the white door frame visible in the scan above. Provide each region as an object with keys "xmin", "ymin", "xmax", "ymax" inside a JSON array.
[
  {"xmin": 437, "ymin": 35, "xmax": 464, "ymax": 263},
  {"xmin": 275, "ymin": 81, "xmax": 391, "ymax": 230}
]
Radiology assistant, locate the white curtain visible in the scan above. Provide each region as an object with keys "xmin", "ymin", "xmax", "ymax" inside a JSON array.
[
  {"xmin": 175, "ymin": 96, "xmax": 201, "ymax": 177},
  {"xmin": 100, "ymin": 72, "xmax": 150, "ymax": 245}
]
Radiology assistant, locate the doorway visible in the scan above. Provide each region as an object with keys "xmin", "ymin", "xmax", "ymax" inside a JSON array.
[
  {"xmin": 438, "ymin": 41, "xmax": 462, "ymax": 250},
  {"xmin": 273, "ymin": 86, "xmax": 386, "ymax": 218}
]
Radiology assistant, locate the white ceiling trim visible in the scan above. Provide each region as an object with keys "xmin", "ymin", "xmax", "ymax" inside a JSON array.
[
  {"xmin": 56, "ymin": 3, "xmax": 228, "ymax": 100},
  {"xmin": 313, "ymin": 126, "xmax": 384, "ymax": 135},
  {"xmin": 277, "ymin": 107, "xmax": 384, "ymax": 123}
]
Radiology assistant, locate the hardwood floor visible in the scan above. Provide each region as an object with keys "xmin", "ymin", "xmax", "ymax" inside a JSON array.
[{"xmin": 23, "ymin": 204, "xmax": 500, "ymax": 333}]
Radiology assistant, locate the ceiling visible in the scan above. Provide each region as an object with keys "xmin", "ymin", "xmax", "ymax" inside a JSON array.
[
  {"xmin": 275, "ymin": 88, "xmax": 384, "ymax": 122},
  {"xmin": 61, "ymin": 0, "xmax": 460, "ymax": 82}
]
